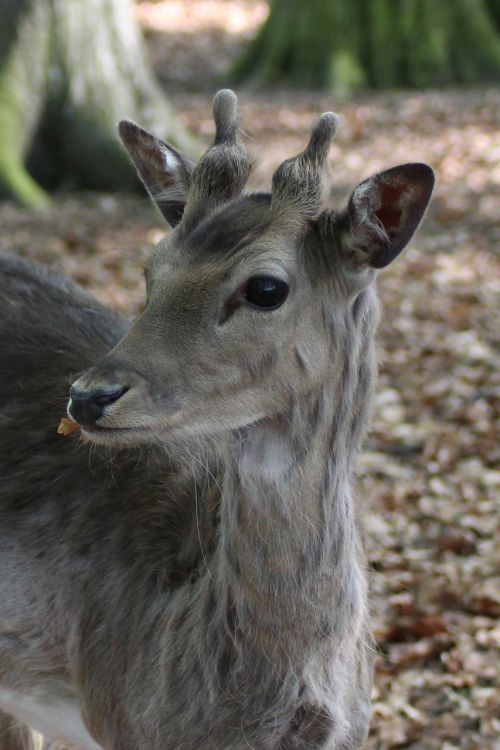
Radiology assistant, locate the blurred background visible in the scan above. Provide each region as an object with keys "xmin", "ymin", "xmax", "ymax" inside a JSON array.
[{"xmin": 0, "ymin": 1, "xmax": 498, "ymax": 747}]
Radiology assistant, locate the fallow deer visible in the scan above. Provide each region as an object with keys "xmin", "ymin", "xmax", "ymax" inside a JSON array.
[{"xmin": 0, "ymin": 90, "xmax": 434, "ymax": 749}]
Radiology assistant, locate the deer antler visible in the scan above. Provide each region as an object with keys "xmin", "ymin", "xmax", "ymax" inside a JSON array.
[
  {"xmin": 181, "ymin": 90, "xmax": 254, "ymax": 229},
  {"xmin": 271, "ymin": 112, "xmax": 339, "ymax": 225}
]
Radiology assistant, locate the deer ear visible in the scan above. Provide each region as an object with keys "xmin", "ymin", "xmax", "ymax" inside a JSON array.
[
  {"xmin": 344, "ymin": 163, "xmax": 435, "ymax": 269},
  {"xmin": 118, "ymin": 121, "xmax": 196, "ymax": 228}
]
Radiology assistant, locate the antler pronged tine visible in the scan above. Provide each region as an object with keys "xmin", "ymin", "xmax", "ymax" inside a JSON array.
[
  {"xmin": 271, "ymin": 112, "xmax": 340, "ymax": 223},
  {"xmin": 303, "ymin": 112, "xmax": 339, "ymax": 168},
  {"xmin": 179, "ymin": 89, "xmax": 253, "ymax": 229},
  {"xmin": 212, "ymin": 89, "xmax": 239, "ymax": 144}
]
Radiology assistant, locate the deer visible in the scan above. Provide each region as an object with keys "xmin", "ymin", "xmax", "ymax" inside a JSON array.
[{"xmin": 0, "ymin": 90, "xmax": 434, "ymax": 750}]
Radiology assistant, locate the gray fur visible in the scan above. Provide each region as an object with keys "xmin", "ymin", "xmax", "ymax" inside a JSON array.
[{"xmin": 0, "ymin": 91, "xmax": 434, "ymax": 749}]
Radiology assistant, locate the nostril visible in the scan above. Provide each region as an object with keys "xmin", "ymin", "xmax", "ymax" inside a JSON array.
[{"xmin": 68, "ymin": 386, "xmax": 129, "ymax": 427}]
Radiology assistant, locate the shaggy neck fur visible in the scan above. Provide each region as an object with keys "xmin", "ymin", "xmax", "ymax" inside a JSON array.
[{"xmin": 218, "ymin": 287, "xmax": 379, "ymax": 670}]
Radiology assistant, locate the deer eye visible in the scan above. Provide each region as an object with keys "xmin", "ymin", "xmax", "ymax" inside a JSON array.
[{"xmin": 243, "ymin": 276, "xmax": 289, "ymax": 310}]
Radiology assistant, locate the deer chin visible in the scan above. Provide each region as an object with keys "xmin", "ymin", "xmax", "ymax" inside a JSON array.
[
  {"xmin": 78, "ymin": 408, "xmax": 239, "ymax": 447},
  {"xmin": 76, "ymin": 396, "xmax": 268, "ymax": 447},
  {"xmin": 79, "ymin": 423, "xmax": 156, "ymax": 447},
  {"xmin": 78, "ymin": 409, "xmax": 187, "ymax": 447}
]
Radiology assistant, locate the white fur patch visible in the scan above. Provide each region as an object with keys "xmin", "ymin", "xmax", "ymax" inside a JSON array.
[
  {"xmin": 239, "ymin": 428, "xmax": 294, "ymax": 487},
  {"xmin": 162, "ymin": 148, "xmax": 180, "ymax": 172},
  {"xmin": 0, "ymin": 687, "xmax": 101, "ymax": 750}
]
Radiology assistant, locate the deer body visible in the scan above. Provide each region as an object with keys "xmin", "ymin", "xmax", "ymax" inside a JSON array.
[{"xmin": 0, "ymin": 92, "xmax": 433, "ymax": 749}]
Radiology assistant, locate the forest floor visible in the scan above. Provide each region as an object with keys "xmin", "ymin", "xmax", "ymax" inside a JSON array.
[{"xmin": 1, "ymin": 2, "xmax": 499, "ymax": 748}]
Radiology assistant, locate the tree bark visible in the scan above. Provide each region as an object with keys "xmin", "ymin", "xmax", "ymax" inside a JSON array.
[
  {"xmin": 0, "ymin": 0, "xmax": 196, "ymax": 208},
  {"xmin": 232, "ymin": 0, "xmax": 500, "ymax": 93},
  {"xmin": 485, "ymin": 0, "xmax": 500, "ymax": 32}
]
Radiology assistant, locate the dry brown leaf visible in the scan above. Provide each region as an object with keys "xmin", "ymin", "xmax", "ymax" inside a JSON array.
[{"xmin": 57, "ymin": 417, "xmax": 80, "ymax": 436}]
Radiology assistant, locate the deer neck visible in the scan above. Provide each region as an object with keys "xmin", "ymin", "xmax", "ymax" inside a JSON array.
[{"xmin": 219, "ymin": 316, "xmax": 375, "ymax": 665}]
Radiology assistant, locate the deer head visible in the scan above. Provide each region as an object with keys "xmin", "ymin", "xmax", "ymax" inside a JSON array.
[{"xmin": 68, "ymin": 90, "xmax": 434, "ymax": 446}]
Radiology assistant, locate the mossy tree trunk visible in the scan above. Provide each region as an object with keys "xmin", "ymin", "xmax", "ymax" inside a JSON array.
[
  {"xmin": 0, "ymin": 0, "xmax": 196, "ymax": 208},
  {"xmin": 232, "ymin": 0, "xmax": 500, "ymax": 93},
  {"xmin": 485, "ymin": 0, "xmax": 500, "ymax": 31}
]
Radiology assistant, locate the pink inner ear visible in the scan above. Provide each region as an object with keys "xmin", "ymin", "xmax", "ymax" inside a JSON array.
[
  {"xmin": 374, "ymin": 183, "xmax": 405, "ymax": 237},
  {"xmin": 348, "ymin": 162, "xmax": 434, "ymax": 269}
]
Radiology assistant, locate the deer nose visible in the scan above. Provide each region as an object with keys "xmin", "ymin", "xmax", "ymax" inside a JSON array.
[{"xmin": 68, "ymin": 386, "xmax": 129, "ymax": 427}]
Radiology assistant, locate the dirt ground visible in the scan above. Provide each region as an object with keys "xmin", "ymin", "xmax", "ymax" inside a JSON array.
[{"xmin": 0, "ymin": 2, "xmax": 498, "ymax": 748}]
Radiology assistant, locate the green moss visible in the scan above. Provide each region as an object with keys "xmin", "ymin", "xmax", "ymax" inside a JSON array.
[
  {"xmin": 0, "ymin": 0, "xmax": 196, "ymax": 206},
  {"xmin": 231, "ymin": 0, "xmax": 500, "ymax": 90}
]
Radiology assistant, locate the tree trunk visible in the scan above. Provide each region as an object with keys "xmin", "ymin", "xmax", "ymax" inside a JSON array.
[
  {"xmin": 232, "ymin": 0, "xmax": 500, "ymax": 93},
  {"xmin": 0, "ymin": 0, "xmax": 196, "ymax": 208},
  {"xmin": 485, "ymin": 0, "xmax": 500, "ymax": 31}
]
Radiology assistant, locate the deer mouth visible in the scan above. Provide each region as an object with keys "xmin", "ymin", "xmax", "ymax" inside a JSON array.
[
  {"xmin": 77, "ymin": 408, "xmax": 188, "ymax": 446},
  {"xmin": 79, "ymin": 422, "xmax": 156, "ymax": 446}
]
